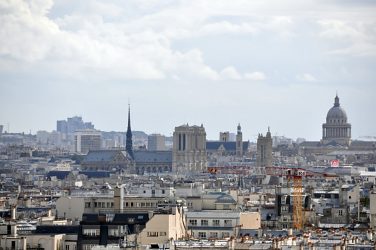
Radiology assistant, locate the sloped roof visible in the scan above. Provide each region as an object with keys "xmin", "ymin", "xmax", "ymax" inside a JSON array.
[
  {"xmin": 82, "ymin": 150, "xmax": 127, "ymax": 163},
  {"xmin": 298, "ymin": 141, "xmax": 321, "ymax": 147},
  {"xmin": 350, "ymin": 140, "xmax": 376, "ymax": 148},
  {"xmin": 133, "ymin": 150, "xmax": 172, "ymax": 163},
  {"xmin": 206, "ymin": 141, "xmax": 249, "ymax": 151},
  {"xmin": 215, "ymin": 194, "xmax": 236, "ymax": 204}
]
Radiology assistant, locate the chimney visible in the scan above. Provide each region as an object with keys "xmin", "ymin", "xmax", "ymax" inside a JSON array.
[{"xmin": 11, "ymin": 206, "xmax": 16, "ymax": 220}]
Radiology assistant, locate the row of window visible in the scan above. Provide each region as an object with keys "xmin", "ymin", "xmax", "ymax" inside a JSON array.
[
  {"xmin": 124, "ymin": 202, "xmax": 158, "ymax": 208},
  {"xmin": 147, "ymin": 231, "xmax": 167, "ymax": 237},
  {"xmin": 83, "ymin": 229, "xmax": 100, "ymax": 236},
  {"xmin": 189, "ymin": 219, "xmax": 232, "ymax": 227},
  {"xmin": 83, "ymin": 228, "xmax": 127, "ymax": 237},
  {"xmin": 85, "ymin": 202, "xmax": 114, "ymax": 208},
  {"xmin": 192, "ymin": 232, "xmax": 230, "ymax": 239}
]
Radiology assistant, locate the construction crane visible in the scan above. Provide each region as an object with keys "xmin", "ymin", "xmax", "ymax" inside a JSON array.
[
  {"xmin": 266, "ymin": 166, "xmax": 336, "ymax": 230},
  {"xmin": 287, "ymin": 169, "xmax": 305, "ymax": 230}
]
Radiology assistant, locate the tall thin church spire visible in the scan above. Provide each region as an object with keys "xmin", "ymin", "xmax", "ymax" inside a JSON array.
[{"xmin": 126, "ymin": 104, "xmax": 134, "ymax": 159}]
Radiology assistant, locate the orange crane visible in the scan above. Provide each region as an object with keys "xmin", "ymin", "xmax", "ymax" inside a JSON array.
[
  {"xmin": 288, "ymin": 169, "xmax": 305, "ymax": 230},
  {"xmin": 266, "ymin": 166, "xmax": 336, "ymax": 230}
]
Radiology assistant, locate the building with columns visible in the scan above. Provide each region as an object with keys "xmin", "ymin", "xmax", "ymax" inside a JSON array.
[
  {"xmin": 172, "ymin": 124, "xmax": 207, "ymax": 174},
  {"xmin": 322, "ymin": 95, "xmax": 351, "ymax": 146}
]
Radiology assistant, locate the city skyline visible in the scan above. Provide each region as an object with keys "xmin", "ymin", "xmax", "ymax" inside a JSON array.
[{"xmin": 1, "ymin": 0, "xmax": 375, "ymax": 141}]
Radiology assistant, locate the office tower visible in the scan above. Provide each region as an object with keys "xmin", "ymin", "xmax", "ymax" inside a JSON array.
[
  {"xmin": 148, "ymin": 134, "xmax": 166, "ymax": 151},
  {"xmin": 74, "ymin": 129, "xmax": 102, "ymax": 154}
]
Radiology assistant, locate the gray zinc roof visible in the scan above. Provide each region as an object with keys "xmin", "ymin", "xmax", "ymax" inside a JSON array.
[
  {"xmin": 133, "ymin": 150, "xmax": 172, "ymax": 163},
  {"xmin": 82, "ymin": 150, "xmax": 127, "ymax": 163}
]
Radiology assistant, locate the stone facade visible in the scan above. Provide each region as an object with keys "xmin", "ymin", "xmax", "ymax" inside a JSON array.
[
  {"xmin": 256, "ymin": 128, "xmax": 273, "ymax": 171},
  {"xmin": 172, "ymin": 124, "xmax": 207, "ymax": 174}
]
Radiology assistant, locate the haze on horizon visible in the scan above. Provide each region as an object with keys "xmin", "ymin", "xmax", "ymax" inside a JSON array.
[{"xmin": 0, "ymin": 0, "xmax": 375, "ymax": 141}]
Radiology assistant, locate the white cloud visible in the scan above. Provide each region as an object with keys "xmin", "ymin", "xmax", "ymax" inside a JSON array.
[
  {"xmin": 318, "ymin": 19, "xmax": 376, "ymax": 57},
  {"xmin": 220, "ymin": 66, "xmax": 242, "ymax": 80},
  {"xmin": 244, "ymin": 72, "xmax": 266, "ymax": 81},
  {"xmin": 296, "ymin": 73, "xmax": 317, "ymax": 82}
]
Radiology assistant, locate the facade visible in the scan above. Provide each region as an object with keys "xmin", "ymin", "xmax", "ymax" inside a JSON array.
[
  {"xmin": 172, "ymin": 124, "xmax": 207, "ymax": 174},
  {"xmin": 148, "ymin": 134, "xmax": 166, "ymax": 151},
  {"xmin": 370, "ymin": 191, "xmax": 376, "ymax": 230},
  {"xmin": 322, "ymin": 95, "xmax": 351, "ymax": 146},
  {"xmin": 134, "ymin": 150, "xmax": 172, "ymax": 174},
  {"xmin": 186, "ymin": 211, "xmax": 260, "ymax": 239},
  {"xmin": 78, "ymin": 212, "xmax": 150, "ymax": 250},
  {"xmin": 256, "ymin": 128, "xmax": 273, "ymax": 170},
  {"xmin": 137, "ymin": 207, "xmax": 187, "ymax": 247},
  {"xmin": 74, "ymin": 129, "xmax": 102, "ymax": 154}
]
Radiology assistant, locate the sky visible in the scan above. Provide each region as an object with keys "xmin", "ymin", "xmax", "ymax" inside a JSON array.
[{"xmin": 0, "ymin": 0, "xmax": 375, "ymax": 141}]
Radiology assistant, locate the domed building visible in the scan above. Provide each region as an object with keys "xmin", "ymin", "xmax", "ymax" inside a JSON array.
[{"xmin": 322, "ymin": 95, "xmax": 351, "ymax": 146}]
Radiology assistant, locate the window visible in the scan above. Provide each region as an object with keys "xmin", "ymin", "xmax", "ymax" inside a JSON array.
[
  {"xmin": 159, "ymin": 232, "xmax": 167, "ymax": 236},
  {"xmin": 209, "ymin": 232, "xmax": 218, "ymax": 239},
  {"xmin": 147, "ymin": 232, "xmax": 158, "ymax": 237},
  {"xmin": 339, "ymin": 210, "xmax": 343, "ymax": 216},
  {"xmin": 198, "ymin": 232, "xmax": 206, "ymax": 239},
  {"xmin": 222, "ymin": 232, "xmax": 230, "ymax": 238},
  {"xmin": 189, "ymin": 219, "xmax": 197, "ymax": 226},
  {"xmin": 85, "ymin": 202, "xmax": 91, "ymax": 208},
  {"xmin": 83, "ymin": 229, "xmax": 100, "ymax": 236},
  {"xmin": 212, "ymin": 219, "xmax": 220, "ymax": 226},
  {"xmin": 201, "ymin": 220, "xmax": 208, "ymax": 226},
  {"xmin": 108, "ymin": 228, "xmax": 119, "ymax": 236},
  {"xmin": 125, "ymin": 202, "xmax": 129, "ymax": 207},
  {"xmin": 224, "ymin": 220, "xmax": 232, "ymax": 227},
  {"xmin": 65, "ymin": 245, "xmax": 70, "ymax": 250},
  {"xmin": 94, "ymin": 202, "xmax": 97, "ymax": 208},
  {"xmin": 162, "ymin": 190, "xmax": 165, "ymax": 194}
]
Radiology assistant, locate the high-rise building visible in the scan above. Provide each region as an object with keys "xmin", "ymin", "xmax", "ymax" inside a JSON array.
[
  {"xmin": 126, "ymin": 105, "xmax": 134, "ymax": 159},
  {"xmin": 322, "ymin": 94, "xmax": 351, "ymax": 146},
  {"xmin": 172, "ymin": 124, "xmax": 207, "ymax": 174},
  {"xmin": 236, "ymin": 123, "xmax": 243, "ymax": 157},
  {"xmin": 74, "ymin": 129, "xmax": 102, "ymax": 154},
  {"xmin": 256, "ymin": 128, "xmax": 273, "ymax": 171},
  {"xmin": 56, "ymin": 120, "xmax": 68, "ymax": 134},
  {"xmin": 57, "ymin": 116, "xmax": 94, "ymax": 134},
  {"xmin": 148, "ymin": 134, "xmax": 166, "ymax": 151}
]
